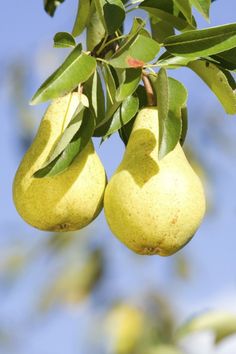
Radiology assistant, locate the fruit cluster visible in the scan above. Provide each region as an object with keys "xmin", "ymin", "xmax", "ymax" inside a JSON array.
[{"xmin": 13, "ymin": 92, "xmax": 205, "ymax": 256}]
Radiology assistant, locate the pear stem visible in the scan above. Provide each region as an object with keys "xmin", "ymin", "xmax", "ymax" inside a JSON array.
[{"xmin": 142, "ymin": 73, "xmax": 156, "ymax": 107}]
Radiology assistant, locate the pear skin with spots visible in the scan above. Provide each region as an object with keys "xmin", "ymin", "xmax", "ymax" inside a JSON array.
[
  {"xmin": 13, "ymin": 93, "xmax": 106, "ymax": 231},
  {"xmin": 104, "ymin": 107, "xmax": 206, "ymax": 256}
]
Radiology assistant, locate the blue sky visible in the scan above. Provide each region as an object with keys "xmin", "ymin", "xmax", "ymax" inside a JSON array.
[{"xmin": 1, "ymin": 1, "xmax": 236, "ymax": 353}]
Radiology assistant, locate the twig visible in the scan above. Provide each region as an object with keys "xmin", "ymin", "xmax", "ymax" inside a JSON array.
[{"xmin": 142, "ymin": 72, "xmax": 156, "ymax": 106}]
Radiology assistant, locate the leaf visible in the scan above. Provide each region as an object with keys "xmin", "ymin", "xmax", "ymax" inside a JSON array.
[
  {"xmin": 156, "ymin": 68, "xmax": 169, "ymax": 155},
  {"xmin": 173, "ymin": 0, "xmax": 192, "ymax": 25},
  {"xmin": 44, "ymin": 0, "xmax": 65, "ymax": 16},
  {"xmin": 94, "ymin": 0, "xmax": 125, "ymax": 35},
  {"xmin": 109, "ymin": 34, "xmax": 160, "ymax": 68},
  {"xmin": 211, "ymin": 47, "xmax": 236, "ymax": 71},
  {"xmin": 53, "ymin": 32, "xmax": 76, "ymax": 48},
  {"xmin": 150, "ymin": 18, "xmax": 175, "ymax": 43},
  {"xmin": 30, "ymin": 45, "xmax": 96, "ymax": 105},
  {"xmin": 103, "ymin": 0, "xmax": 125, "ymax": 35},
  {"xmin": 86, "ymin": 7, "xmax": 106, "ymax": 51},
  {"xmin": 189, "ymin": 0, "xmax": 211, "ymax": 20},
  {"xmin": 116, "ymin": 68, "xmax": 142, "ymax": 101},
  {"xmin": 150, "ymin": 75, "xmax": 188, "ymax": 158},
  {"xmin": 156, "ymin": 52, "xmax": 193, "ymax": 68},
  {"xmin": 34, "ymin": 108, "xmax": 95, "ymax": 177},
  {"xmin": 38, "ymin": 102, "xmax": 86, "ymax": 168},
  {"xmin": 118, "ymin": 85, "xmax": 147, "ymax": 145},
  {"xmin": 129, "ymin": 17, "xmax": 146, "ymax": 37},
  {"xmin": 176, "ymin": 311, "xmax": 236, "ymax": 343},
  {"xmin": 139, "ymin": 0, "xmax": 196, "ymax": 32},
  {"xmin": 188, "ymin": 59, "xmax": 236, "ymax": 114},
  {"xmin": 104, "ymin": 95, "xmax": 139, "ymax": 137},
  {"xmin": 164, "ymin": 23, "xmax": 236, "ymax": 58},
  {"xmin": 102, "ymin": 64, "xmax": 117, "ymax": 108},
  {"xmin": 72, "ymin": 0, "xmax": 91, "ymax": 37},
  {"xmin": 150, "ymin": 72, "xmax": 187, "ymax": 159},
  {"xmin": 180, "ymin": 106, "xmax": 188, "ymax": 145},
  {"xmin": 83, "ymin": 69, "xmax": 105, "ymax": 125}
]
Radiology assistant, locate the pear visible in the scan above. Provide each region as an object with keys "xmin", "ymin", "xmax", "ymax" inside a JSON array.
[
  {"xmin": 104, "ymin": 107, "xmax": 206, "ymax": 256},
  {"xmin": 13, "ymin": 92, "xmax": 106, "ymax": 231}
]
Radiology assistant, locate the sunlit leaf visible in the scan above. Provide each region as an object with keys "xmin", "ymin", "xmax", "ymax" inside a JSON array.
[
  {"xmin": 190, "ymin": 0, "xmax": 211, "ymax": 20},
  {"xmin": 34, "ymin": 107, "xmax": 95, "ymax": 177},
  {"xmin": 173, "ymin": 0, "xmax": 192, "ymax": 25},
  {"xmin": 72, "ymin": 0, "xmax": 91, "ymax": 37},
  {"xmin": 188, "ymin": 59, "xmax": 236, "ymax": 114},
  {"xmin": 140, "ymin": 0, "xmax": 196, "ymax": 32},
  {"xmin": 156, "ymin": 52, "xmax": 193, "ymax": 68},
  {"xmin": 164, "ymin": 23, "xmax": 236, "ymax": 58},
  {"xmin": 31, "ymin": 45, "xmax": 96, "ymax": 104},
  {"xmin": 109, "ymin": 34, "xmax": 160, "ymax": 68}
]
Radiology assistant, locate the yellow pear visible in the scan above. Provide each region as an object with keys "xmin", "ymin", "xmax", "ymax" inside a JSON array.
[
  {"xmin": 104, "ymin": 107, "xmax": 206, "ymax": 256},
  {"xmin": 13, "ymin": 92, "xmax": 106, "ymax": 231}
]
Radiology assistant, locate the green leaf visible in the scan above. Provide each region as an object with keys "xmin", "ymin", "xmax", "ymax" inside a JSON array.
[
  {"xmin": 190, "ymin": 0, "xmax": 211, "ymax": 20},
  {"xmin": 176, "ymin": 311, "xmax": 236, "ymax": 343},
  {"xmin": 44, "ymin": 0, "xmax": 65, "ymax": 16},
  {"xmin": 53, "ymin": 32, "xmax": 76, "ymax": 48},
  {"xmin": 116, "ymin": 68, "xmax": 142, "ymax": 101},
  {"xmin": 164, "ymin": 23, "xmax": 236, "ymax": 58},
  {"xmin": 161, "ymin": 78, "xmax": 188, "ymax": 158},
  {"xmin": 83, "ymin": 70, "xmax": 105, "ymax": 126},
  {"xmin": 129, "ymin": 17, "xmax": 146, "ymax": 36},
  {"xmin": 173, "ymin": 0, "xmax": 192, "ymax": 24},
  {"xmin": 86, "ymin": 7, "xmax": 106, "ymax": 51},
  {"xmin": 118, "ymin": 85, "xmax": 148, "ymax": 145},
  {"xmin": 139, "ymin": 0, "xmax": 196, "ymax": 32},
  {"xmin": 103, "ymin": 95, "xmax": 139, "ymax": 137},
  {"xmin": 150, "ymin": 18, "xmax": 175, "ymax": 43},
  {"xmin": 188, "ymin": 59, "xmax": 236, "ymax": 114},
  {"xmin": 38, "ymin": 103, "xmax": 85, "ymax": 168},
  {"xmin": 156, "ymin": 68, "xmax": 169, "ymax": 155},
  {"xmin": 211, "ymin": 47, "xmax": 236, "ymax": 71},
  {"xmin": 109, "ymin": 34, "xmax": 160, "ymax": 68},
  {"xmin": 103, "ymin": 0, "xmax": 125, "ymax": 35},
  {"xmin": 150, "ymin": 75, "xmax": 188, "ymax": 158},
  {"xmin": 94, "ymin": 0, "xmax": 125, "ymax": 35},
  {"xmin": 30, "ymin": 45, "xmax": 96, "ymax": 105},
  {"xmin": 156, "ymin": 52, "xmax": 193, "ymax": 68},
  {"xmin": 72, "ymin": 0, "xmax": 91, "ymax": 37},
  {"xmin": 135, "ymin": 84, "xmax": 149, "ymax": 109},
  {"xmin": 34, "ymin": 108, "xmax": 95, "ymax": 177},
  {"xmin": 93, "ymin": 66, "xmax": 120, "ymax": 137},
  {"xmin": 102, "ymin": 64, "xmax": 117, "ymax": 108},
  {"xmin": 180, "ymin": 106, "xmax": 188, "ymax": 145}
]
